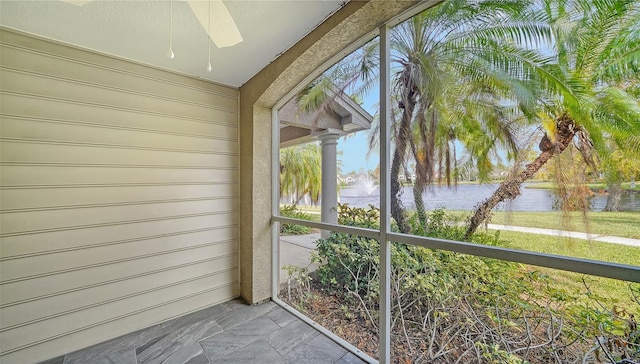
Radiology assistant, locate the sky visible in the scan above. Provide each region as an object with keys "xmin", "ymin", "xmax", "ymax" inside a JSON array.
[
  {"xmin": 338, "ymin": 132, "xmax": 379, "ymax": 175},
  {"xmin": 336, "ymin": 89, "xmax": 379, "ymax": 175}
]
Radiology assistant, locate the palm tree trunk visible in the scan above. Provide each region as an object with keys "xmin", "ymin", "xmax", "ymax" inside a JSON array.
[
  {"xmin": 413, "ymin": 179, "xmax": 427, "ymax": 228},
  {"xmin": 390, "ymin": 68, "xmax": 418, "ymax": 234},
  {"xmin": 390, "ymin": 150, "xmax": 409, "ymax": 233},
  {"xmin": 390, "ymin": 105, "xmax": 414, "ymax": 233},
  {"xmin": 465, "ymin": 115, "xmax": 577, "ymax": 239},
  {"xmin": 603, "ymin": 180, "xmax": 622, "ymax": 212}
]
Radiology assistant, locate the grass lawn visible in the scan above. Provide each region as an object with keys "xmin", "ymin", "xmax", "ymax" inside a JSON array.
[
  {"xmin": 449, "ymin": 210, "xmax": 640, "ymax": 239},
  {"xmin": 493, "ymin": 230, "xmax": 640, "ymax": 311},
  {"xmin": 495, "ymin": 230, "xmax": 640, "ymax": 266},
  {"xmin": 527, "ymin": 181, "xmax": 640, "ymax": 191}
]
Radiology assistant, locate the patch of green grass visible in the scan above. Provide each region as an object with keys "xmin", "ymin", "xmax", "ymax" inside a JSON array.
[
  {"xmin": 487, "ymin": 210, "xmax": 640, "ymax": 239},
  {"xmin": 496, "ymin": 230, "xmax": 640, "ymax": 266},
  {"xmin": 290, "ymin": 204, "xmax": 321, "ymax": 213},
  {"xmin": 496, "ymin": 230, "xmax": 640, "ymax": 311},
  {"xmin": 527, "ymin": 181, "xmax": 640, "ymax": 191},
  {"xmin": 280, "ymin": 205, "xmax": 321, "ymax": 222},
  {"xmin": 447, "ymin": 209, "xmax": 640, "ymax": 238}
]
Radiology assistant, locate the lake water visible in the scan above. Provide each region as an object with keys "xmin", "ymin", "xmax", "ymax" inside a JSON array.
[{"xmin": 339, "ymin": 183, "xmax": 640, "ymax": 212}]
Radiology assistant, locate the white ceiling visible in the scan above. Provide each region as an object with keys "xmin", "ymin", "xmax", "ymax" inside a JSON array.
[{"xmin": 0, "ymin": 0, "xmax": 346, "ymax": 87}]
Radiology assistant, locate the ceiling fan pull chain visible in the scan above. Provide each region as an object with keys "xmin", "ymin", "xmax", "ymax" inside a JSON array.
[{"xmin": 167, "ymin": 0, "xmax": 175, "ymax": 59}]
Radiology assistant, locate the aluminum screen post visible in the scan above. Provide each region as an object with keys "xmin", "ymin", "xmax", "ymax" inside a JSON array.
[{"xmin": 378, "ymin": 23, "xmax": 391, "ymax": 364}]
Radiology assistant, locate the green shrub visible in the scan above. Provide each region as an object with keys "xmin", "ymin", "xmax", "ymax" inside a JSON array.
[
  {"xmin": 310, "ymin": 204, "xmax": 640, "ymax": 363},
  {"xmin": 279, "ymin": 205, "xmax": 313, "ymax": 235}
]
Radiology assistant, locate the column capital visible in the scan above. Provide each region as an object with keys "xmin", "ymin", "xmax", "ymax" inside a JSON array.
[{"xmin": 312, "ymin": 128, "xmax": 346, "ymax": 143}]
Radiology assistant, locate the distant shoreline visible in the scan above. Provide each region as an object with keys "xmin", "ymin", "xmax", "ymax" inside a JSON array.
[
  {"xmin": 384, "ymin": 180, "xmax": 640, "ymax": 193},
  {"xmin": 524, "ymin": 181, "xmax": 639, "ymax": 193}
]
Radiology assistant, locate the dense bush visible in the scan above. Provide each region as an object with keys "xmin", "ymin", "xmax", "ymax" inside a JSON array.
[
  {"xmin": 279, "ymin": 205, "xmax": 313, "ymax": 235},
  {"xmin": 308, "ymin": 204, "xmax": 639, "ymax": 363}
]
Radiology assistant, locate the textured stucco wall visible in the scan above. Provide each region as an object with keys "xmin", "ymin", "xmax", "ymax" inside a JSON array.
[{"xmin": 238, "ymin": 0, "xmax": 421, "ymax": 304}]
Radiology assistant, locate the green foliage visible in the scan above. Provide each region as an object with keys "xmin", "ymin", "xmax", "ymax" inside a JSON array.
[
  {"xmin": 279, "ymin": 205, "xmax": 313, "ymax": 235},
  {"xmin": 280, "ymin": 144, "xmax": 322, "ymax": 205},
  {"xmin": 313, "ymin": 204, "xmax": 380, "ymax": 298},
  {"xmin": 310, "ymin": 204, "xmax": 640, "ymax": 362}
]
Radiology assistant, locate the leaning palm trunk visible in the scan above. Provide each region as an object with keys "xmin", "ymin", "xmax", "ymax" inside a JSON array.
[{"xmin": 465, "ymin": 115, "xmax": 578, "ymax": 239}]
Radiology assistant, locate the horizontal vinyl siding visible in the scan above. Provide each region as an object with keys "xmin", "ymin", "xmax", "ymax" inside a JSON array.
[{"xmin": 0, "ymin": 29, "xmax": 240, "ymax": 363}]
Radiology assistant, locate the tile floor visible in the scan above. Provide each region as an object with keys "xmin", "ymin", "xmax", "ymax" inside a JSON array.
[{"xmin": 38, "ymin": 299, "xmax": 368, "ymax": 364}]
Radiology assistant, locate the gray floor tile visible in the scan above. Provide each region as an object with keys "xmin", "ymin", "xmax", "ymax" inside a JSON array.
[
  {"xmin": 161, "ymin": 342, "xmax": 207, "ymax": 364},
  {"xmin": 226, "ymin": 315, "xmax": 280, "ymax": 337},
  {"xmin": 200, "ymin": 331, "xmax": 263, "ymax": 359},
  {"xmin": 55, "ymin": 300, "xmax": 357, "ymax": 364},
  {"xmin": 266, "ymin": 308, "xmax": 298, "ymax": 328},
  {"xmin": 200, "ymin": 315, "xmax": 280, "ymax": 359},
  {"xmin": 64, "ymin": 325, "xmax": 163, "ymax": 364},
  {"xmin": 335, "ymin": 352, "xmax": 369, "ymax": 364},
  {"xmin": 37, "ymin": 355, "xmax": 65, "ymax": 364},
  {"xmin": 162, "ymin": 305, "xmax": 228, "ymax": 334},
  {"xmin": 184, "ymin": 352, "xmax": 210, "ymax": 364},
  {"xmin": 89, "ymin": 348, "xmax": 136, "ymax": 364},
  {"xmin": 137, "ymin": 316, "xmax": 222, "ymax": 364},
  {"xmin": 209, "ymin": 339, "xmax": 285, "ymax": 364},
  {"xmin": 283, "ymin": 334, "xmax": 347, "ymax": 364},
  {"xmin": 266, "ymin": 319, "xmax": 320, "ymax": 356},
  {"xmin": 214, "ymin": 301, "xmax": 278, "ymax": 331}
]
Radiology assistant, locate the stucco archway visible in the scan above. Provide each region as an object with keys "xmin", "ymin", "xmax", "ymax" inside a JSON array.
[{"xmin": 238, "ymin": 1, "xmax": 421, "ymax": 303}]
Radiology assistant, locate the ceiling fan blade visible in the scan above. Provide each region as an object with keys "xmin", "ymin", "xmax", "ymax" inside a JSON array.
[{"xmin": 187, "ymin": 0, "xmax": 243, "ymax": 48}]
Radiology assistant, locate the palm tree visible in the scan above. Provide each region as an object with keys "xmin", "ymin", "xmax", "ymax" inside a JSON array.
[
  {"xmin": 304, "ymin": 0, "xmax": 553, "ymax": 233},
  {"xmin": 394, "ymin": 0, "xmax": 556, "ymax": 232},
  {"xmin": 466, "ymin": 0, "xmax": 640, "ymax": 238},
  {"xmin": 280, "ymin": 143, "xmax": 322, "ymax": 206}
]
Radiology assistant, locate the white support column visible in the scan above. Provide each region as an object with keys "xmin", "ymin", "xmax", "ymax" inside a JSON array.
[{"xmin": 318, "ymin": 130, "xmax": 342, "ymax": 239}]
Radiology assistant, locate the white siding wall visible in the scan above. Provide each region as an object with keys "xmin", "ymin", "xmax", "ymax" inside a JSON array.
[{"xmin": 0, "ymin": 29, "xmax": 240, "ymax": 363}]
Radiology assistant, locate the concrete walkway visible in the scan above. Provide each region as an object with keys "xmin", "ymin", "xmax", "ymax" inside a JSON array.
[{"xmin": 279, "ymin": 234, "xmax": 321, "ymax": 288}]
